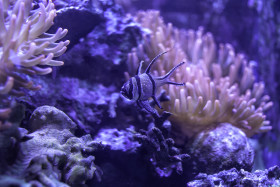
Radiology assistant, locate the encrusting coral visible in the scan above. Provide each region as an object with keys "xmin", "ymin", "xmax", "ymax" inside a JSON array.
[
  {"xmin": 126, "ymin": 10, "xmax": 273, "ymax": 137},
  {"xmin": 0, "ymin": 0, "xmax": 69, "ymax": 123},
  {"xmin": 2, "ymin": 106, "xmax": 102, "ymax": 186}
]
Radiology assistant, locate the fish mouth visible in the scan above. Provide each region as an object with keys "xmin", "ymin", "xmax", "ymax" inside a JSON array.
[{"xmin": 120, "ymin": 90, "xmax": 126, "ymax": 98}]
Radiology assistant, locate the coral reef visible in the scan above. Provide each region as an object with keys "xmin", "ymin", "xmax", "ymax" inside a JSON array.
[
  {"xmin": 28, "ymin": 105, "xmax": 76, "ymax": 132},
  {"xmin": 135, "ymin": 125, "xmax": 190, "ymax": 177},
  {"xmin": 1, "ymin": 106, "xmax": 103, "ymax": 186},
  {"xmin": 126, "ymin": 10, "xmax": 272, "ymax": 138},
  {"xmin": 0, "ymin": 125, "xmax": 26, "ymax": 174},
  {"xmin": 0, "ymin": 2, "xmax": 147, "ymax": 185},
  {"xmin": 19, "ymin": 77, "xmax": 123, "ymax": 134},
  {"xmin": 0, "ymin": 0, "xmax": 69, "ymax": 94},
  {"xmin": 189, "ymin": 123, "xmax": 254, "ymax": 174},
  {"xmin": 0, "ymin": 175, "xmax": 32, "ymax": 187},
  {"xmin": 248, "ymin": 0, "xmax": 280, "ymax": 170},
  {"xmin": 17, "ymin": 0, "xmax": 143, "ymax": 134},
  {"xmin": 91, "ymin": 125, "xmax": 188, "ymax": 187},
  {"xmin": 0, "ymin": 0, "xmax": 69, "ymax": 122},
  {"xmin": 0, "ymin": 0, "xmax": 278, "ymax": 186},
  {"xmin": 91, "ymin": 127, "xmax": 151, "ymax": 187},
  {"xmin": 0, "ymin": 103, "xmax": 26, "ymax": 173},
  {"xmin": 187, "ymin": 165, "xmax": 280, "ymax": 187},
  {"xmin": 121, "ymin": 0, "xmax": 280, "ymax": 172},
  {"xmin": 50, "ymin": 0, "xmax": 104, "ymax": 49},
  {"xmin": 94, "ymin": 126, "xmax": 140, "ymax": 152},
  {"xmin": 57, "ymin": 0, "xmax": 142, "ymax": 87}
]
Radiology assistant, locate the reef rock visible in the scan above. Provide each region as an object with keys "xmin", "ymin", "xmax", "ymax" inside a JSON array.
[
  {"xmin": 28, "ymin": 105, "xmax": 77, "ymax": 132},
  {"xmin": 187, "ymin": 165, "xmax": 280, "ymax": 186},
  {"xmin": 94, "ymin": 126, "xmax": 140, "ymax": 152},
  {"xmin": 189, "ymin": 123, "xmax": 254, "ymax": 174},
  {"xmin": 135, "ymin": 125, "xmax": 190, "ymax": 177}
]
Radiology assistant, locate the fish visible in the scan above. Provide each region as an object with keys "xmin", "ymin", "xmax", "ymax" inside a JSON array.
[{"xmin": 121, "ymin": 51, "xmax": 185, "ymax": 117}]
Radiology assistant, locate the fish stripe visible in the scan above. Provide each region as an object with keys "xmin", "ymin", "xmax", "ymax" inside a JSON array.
[
  {"xmin": 128, "ymin": 78, "xmax": 133, "ymax": 99},
  {"xmin": 147, "ymin": 73, "xmax": 156, "ymax": 96},
  {"xmin": 135, "ymin": 75, "xmax": 142, "ymax": 100}
]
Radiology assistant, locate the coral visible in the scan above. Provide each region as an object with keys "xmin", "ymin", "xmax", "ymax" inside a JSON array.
[
  {"xmin": 58, "ymin": 0, "xmax": 142, "ymax": 87},
  {"xmin": 0, "ymin": 104, "xmax": 27, "ymax": 173},
  {"xmin": 246, "ymin": 0, "xmax": 280, "ymax": 169},
  {"xmin": 135, "ymin": 125, "xmax": 190, "ymax": 177},
  {"xmin": 0, "ymin": 0, "xmax": 69, "ymax": 94},
  {"xmin": 126, "ymin": 10, "xmax": 272, "ymax": 138},
  {"xmin": 15, "ymin": 0, "xmax": 143, "ymax": 133},
  {"xmin": 50, "ymin": 0, "xmax": 104, "ymax": 49},
  {"xmin": 189, "ymin": 123, "xmax": 254, "ymax": 174},
  {"xmin": 0, "ymin": 0, "xmax": 69, "ymax": 120},
  {"xmin": 0, "ymin": 125, "xmax": 24, "ymax": 173},
  {"xmin": 0, "ymin": 175, "xmax": 32, "ymax": 187},
  {"xmin": 19, "ymin": 77, "xmax": 122, "ymax": 133},
  {"xmin": 3, "ymin": 106, "xmax": 102, "ymax": 186},
  {"xmin": 28, "ymin": 105, "xmax": 76, "ymax": 132},
  {"xmin": 187, "ymin": 166, "xmax": 280, "ymax": 187},
  {"xmin": 90, "ymin": 127, "xmax": 149, "ymax": 187},
  {"xmin": 94, "ymin": 126, "xmax": 140, "ymax": 152}
]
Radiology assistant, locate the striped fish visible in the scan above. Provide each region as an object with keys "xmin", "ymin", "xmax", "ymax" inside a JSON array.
[{"xmin": 121, "ymin": 51, "xmax": 185, "ymax": 116}]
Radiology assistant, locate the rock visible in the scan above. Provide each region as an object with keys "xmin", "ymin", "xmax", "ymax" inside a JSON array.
[
  {"xmin": 29, "ymin": 105, "xmax": 76, "ymax": 132},
  {"xmin": 189, "ymin": 123, "xmax": 254, "ymax": 174},
  {"xmin": 94, "ymin": 126, "xmax": 140, "ymax": 152},
  {"xmin": 187, "ymin": 166, "xmax": 280, "ymax": 186}
]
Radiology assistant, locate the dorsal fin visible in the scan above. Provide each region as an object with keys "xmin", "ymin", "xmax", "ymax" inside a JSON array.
[
  {"xmin": 145, "ymin": 50, "xmax": 169, "ymax": 73},
  {"xmin": 136, "ymin": 61, "xmax": 144, "ymax": 75},
  {"xmin": 156, "ymin": 61, "xmax": 185, "ymax": 80}
]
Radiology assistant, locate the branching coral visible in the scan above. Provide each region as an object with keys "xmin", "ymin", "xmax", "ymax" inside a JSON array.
[
  {"xmin": 135, "ymin": 126, "xmax": 190, "ymax": 177},
  {"xmin": 0, "ymin": 0, "xmax": 69, "ymax": 121},
  {"xmin": 126, "ymin": 10, "xmax": 273, "ymax": 137}
]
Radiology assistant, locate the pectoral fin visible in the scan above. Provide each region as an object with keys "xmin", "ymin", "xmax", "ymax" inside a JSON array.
[{"xmin": 137, "ymin": 100, "xmax": 160, "ymax": 117}]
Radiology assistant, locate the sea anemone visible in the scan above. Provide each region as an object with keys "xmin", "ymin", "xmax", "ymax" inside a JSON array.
[
  {"xmin": 126, "ymin": 10, "xmax": 272, "ymax": 138},
  {"xmin": 0, "ymin": 0, "xmax": 69, "ymax": 123}
]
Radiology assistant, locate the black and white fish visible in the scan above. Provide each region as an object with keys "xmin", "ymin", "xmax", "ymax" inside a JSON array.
[{"xmin": 121, "ymin": 51, "xmax": 185, "ymax": 116}]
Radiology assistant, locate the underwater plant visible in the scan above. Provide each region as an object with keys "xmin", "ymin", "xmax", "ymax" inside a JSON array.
[
  {"xmin": 126, "ymin": 10, "xmax": 273, "ymax": 138},
  {"xmin": 0, "ymin": 0, "xmax": 69, "ymax": 124}
]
